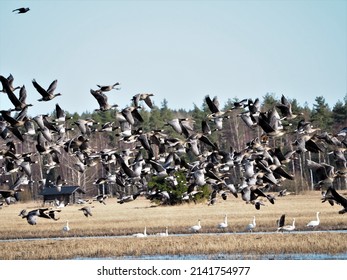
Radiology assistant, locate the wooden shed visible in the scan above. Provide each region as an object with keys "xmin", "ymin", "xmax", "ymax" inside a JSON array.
[{"xmin": 39, "ymin": 186, "xmax": 86, "ymax": 205}]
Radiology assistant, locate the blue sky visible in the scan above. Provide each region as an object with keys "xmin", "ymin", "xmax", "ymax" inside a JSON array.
[{"xmin": 0, "ymin": 0, "xmax": 346, "ymax": 116}]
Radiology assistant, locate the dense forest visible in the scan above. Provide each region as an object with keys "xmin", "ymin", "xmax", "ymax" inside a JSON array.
[{"xmin": 1, "ymin": 82, "xmax": 347, "ymax": 206}]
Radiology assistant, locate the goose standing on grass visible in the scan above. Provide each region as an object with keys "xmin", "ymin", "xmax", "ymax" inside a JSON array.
[
  {"xmin": 246, "ymin": 216, "xmax": 256, "ymax": 232},
  {"xmin": 190, "ymin": 219, "xmax": 201, "ymax": 233},
  {"xmin": 62, "ymin": 220, "xmax": 70, "ymax": 232},
  {"xmin": 217, "ymin": 214, "xmax": 228, "ymax": 231},
  {"xmin": 306, "ymin": 212, "xmax": 320, "ymax": 229},
  {"xmin": 156, "ymin": 227, "xmax": 169, "ymax": 237},
  {"xmin": 133, "ymin": 227, "xmax": 147, "ymax": 237}
]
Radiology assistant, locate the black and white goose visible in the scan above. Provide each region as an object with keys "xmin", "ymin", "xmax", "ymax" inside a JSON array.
[
  {"xmin": 79, "ymin": 205, "xmax": 93, "ymax": 217},
  {"xmin": 322, "ymin": 186, "xmax": 347, "ymax": 214},
  {"xmin": 96, "ymin": 82, "xmax": 120, "ymax": 92},
  {"xmin": 32, "ymin": 79, "xmax": 61, "ymax": 101}
]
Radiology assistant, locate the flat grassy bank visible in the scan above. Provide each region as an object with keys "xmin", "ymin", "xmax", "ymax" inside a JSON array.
[{"xmin": 0, "ymin": 191, "xmax": 346, "ymax": 259}]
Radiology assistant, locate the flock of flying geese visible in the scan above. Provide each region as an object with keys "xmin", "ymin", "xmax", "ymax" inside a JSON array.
[{"xmin": 0, "ymin": 71, "xmax": 346, "ymax": 236}]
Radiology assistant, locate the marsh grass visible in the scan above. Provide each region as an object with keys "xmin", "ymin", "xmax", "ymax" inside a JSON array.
[{"xmin": 0, "ymin": 191, "xmax": 346, "ymax": 259}]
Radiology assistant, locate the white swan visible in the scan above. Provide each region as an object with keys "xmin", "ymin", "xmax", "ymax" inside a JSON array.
[
  {"xmin": 156, "ymin": 227, "xmax": 169, "ymax": 237},
  {"xmin": 133, "ymin": 227, "xmax": 147, "ymax": 237},
  {"xmin": 190, "ymin": 219, "xmax": 201, "ymax": 233},
  {"xmin": 246, "ymin": 216, "xmax": 256, "ymax": 232},
  {"xmin": 278, "ymin": 217, "xmax": 296, "ymax": 232},
  {"xmin": 307, "ymin": 212, "xmax": 320, "ymax": 228},
  {"xmin": 62, "ymin": 220, "xmax": 70, "ymax": 232},
  {"xmin": 217, "ymin": 214, "xmax": 228, "ymax": 230}
]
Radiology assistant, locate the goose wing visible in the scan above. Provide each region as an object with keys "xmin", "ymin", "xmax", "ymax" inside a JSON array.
[
  {"xmin": 143, "ymin": 95, "xmax": 154, "ymax": 108},
  {"xmin": 90, "ymin": 89, "xmax": 108, "ymax": 108},
  {"xmin": 0, "ymin": 75, "xmax": 13, "ymax": 94},
  {"xmin": 6, "ymin": 86, "xmax": 22, "ymax": 109},
  {"xmin": 278, "ymin": 214, "xmax": 285, "ymax": 227},
  {"xmin": 32, "ymin": 79, "xmax": 48, "ymax": 97},
  {"xmin": 19, "ymin": 85, "xmax": 28, "ymax": 103},
  {"xmin": 38, "ymin": 208, "xmax": 52, "ymax": 219},
  {"xmin": 205, "ymin": 95, "xmax": 219, "ymax": 114},
  {"xmin": 324, "ymin": 187, "xmax": 347, "ymax": 209},
  {"xmin": 47, "ymin": 79, "xmax": 58, "ymax": 94}
]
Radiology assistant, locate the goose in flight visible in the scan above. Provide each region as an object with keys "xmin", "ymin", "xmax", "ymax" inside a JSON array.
[
  {"xmin": 0, "ymin": 187, "xmax": 25, "ymax": 205},
  {"xmin": 306, "ymin": 159, "xmax": 336, "ymax": 189},
  {"xmin": 19, "ymin": 208, "xmax": 61, "ymax": 224},
  {"xmin": 117, "ymin": 192, "xmax": 141, "ymax": 204},
  {"xmin": 257, "ymin": 108, "xmax": 285, "ymax": 138},
  {"xmin": 322, "ymin": 186, "xmax": 347, "ymax": 214},
  {"xmin": 12, "ymin": 7, "xmax": 30, "ymax": 13},
  {"xmin": 230, "ymin": 98, "xmax": 248, "ymax": 110},
  {"xmin": 55, "ymin": 103, "xmax": 71, "ymax": 122},
  {"xmin": 276, "ymin": 94, "xmax": 302, "ymax": 120},
  {"xmin": 18, "ymin": 210, "xmax": 37, "ymax": 225},
  {"xmin": 306, "ymin": 212, "xmax": 320, "ymax": 229},
  {"xmin": 93, "ymin": 194, "xmax": 108, "ymax": 205},
  {"xmin": 79, "ymin": 206, "xmax": 93, "ymax": 217},
  {"xmin": 32, "ymin": 79, "xmax": 61, "ymax": 101},
  {"xmin": 96, "ymin": 82, "xmax": 120, "ymax": 92},
  {"xmin": 90, "ymin": 89, "xmax": 118, "ymax": 111},
  {"xmin": 132, "ymin": 93, "xmax": 154, "ymax": 109},
  {"xmin": 1, "ymin": 81, "xmax": 32, "ymax": 111},
  {"xmin": 205, "ymin": 95, "xmax": 232, "ymax": 130},
  {"xmin": 164, "ymin": 118, "xmax": 194, "ymax": 138},
  {"xmin": 0, "ymin": 74, "xmax": 20, "ymax": 93}
]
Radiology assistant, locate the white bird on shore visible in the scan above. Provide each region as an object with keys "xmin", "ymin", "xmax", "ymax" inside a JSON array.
[
  {"xmin": 190, "ymin": 219, "xmax": 201, "ymax": 233},
  {"xmin": 246, "ymin": 216, "xmax": 256, "ymax": 232},
  {"xmin": 307, "ymin": 212, "xmax": 320, "ymax": 229},
  {"xmin": 217, "ymin": 214, "xmax": 228, "ymax": 231},
  {"xmin": 156, "ymin": 227, "xmax": 169, "ymax": 237},
  {"xmin": 277, "ymin": 214, "xmax": 296, "ymax": 232},
  {"xmin": 133, "ymin": 227, "xmax": 147, "ymax": 237},
  {"xmin": 63, "ymin": 220, "xmax": 70, "ymax": 232}
]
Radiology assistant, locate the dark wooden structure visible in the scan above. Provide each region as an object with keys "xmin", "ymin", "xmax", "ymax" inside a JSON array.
[{"xmin": 39, "ymin": 186, "xmax": 85, "ymax": 205}]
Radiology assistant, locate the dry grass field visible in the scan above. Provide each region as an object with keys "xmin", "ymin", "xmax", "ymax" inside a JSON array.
[{"xmin": 0, "ymin": 191, "xmax": 346, "ymax": 259}]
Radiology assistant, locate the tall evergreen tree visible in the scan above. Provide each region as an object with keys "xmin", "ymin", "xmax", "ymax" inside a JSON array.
[
  {"xmin": 311, "ymin": 96, "xmax": 333, "ymax": 131},
  {"xmin": 262, "ymin": 92, "xmax": 278, "ymax": 111},
  {"xmin": 332, "ymin": 95, "xmax": 347, "ymax": 129}
]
